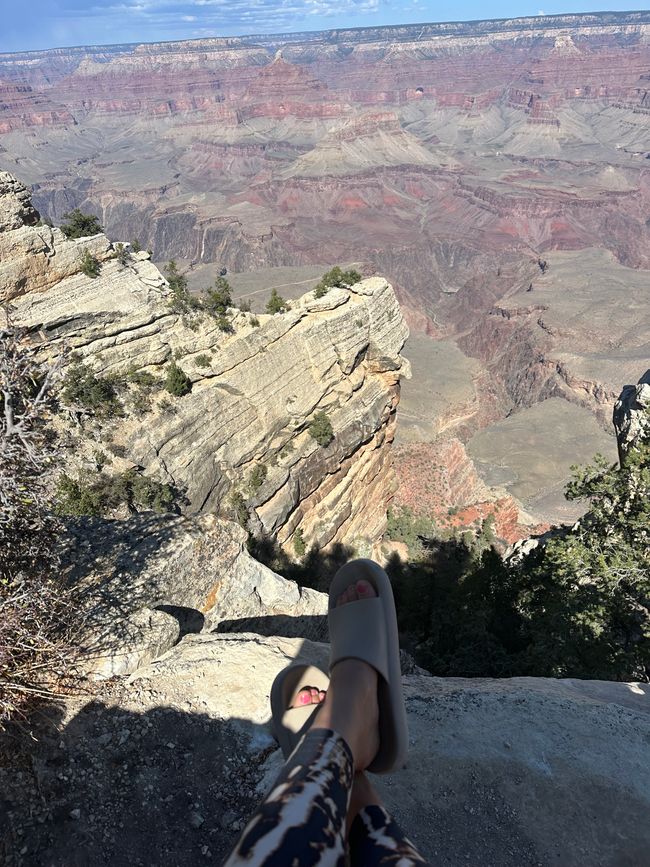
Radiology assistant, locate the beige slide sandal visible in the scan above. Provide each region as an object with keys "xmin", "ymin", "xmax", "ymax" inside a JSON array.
[
  {"xmin": 328, "ymin": 558, "xmax": 409, "ymax": 774},
  {"xmin": 270, "ymin": 664, "xmax": 330, "ymax": 758}
]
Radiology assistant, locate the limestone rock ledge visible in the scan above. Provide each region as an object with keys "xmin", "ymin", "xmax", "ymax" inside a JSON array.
[
  {"xmin": 43, "ymin": 631, "xmax": 650, "ymax": 865},
  {"xmin": 63, "ymin": 514, "xmax": 327, "ymax": 679},
  {"xmin": 614, "ymin": 368, "xmax": 650, "ymax": 461},
  {"xmin": 3, "ymin": 172, "xmax": 409, "ymax": 552}
]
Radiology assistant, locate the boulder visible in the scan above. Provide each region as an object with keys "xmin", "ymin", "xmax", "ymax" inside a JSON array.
[
  {"xmin": 64, "ymin": 514, "xmax": 327, "ymax": 678},
  {"xmin": 613, "ymin": 369, "xmax": 650, "ymax": 462}
]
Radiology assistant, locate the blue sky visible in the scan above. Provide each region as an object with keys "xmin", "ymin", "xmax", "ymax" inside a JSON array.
[{"xmin": 1, "ymin": 0, "xmax": 647, "ymax": 53}]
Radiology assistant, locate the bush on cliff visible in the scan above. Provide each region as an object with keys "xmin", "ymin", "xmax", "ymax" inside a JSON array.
[
  {"xmin": 55, "ymin": 468, "xmax": 175, "ymax": 516},
  {"xmin": 62, "ymin": 362, "xmax": 122, "ymax": 417},
  {"xmin": 60, "ymin": 208, "xmax": 103, "ymax": 239},
  {"xmin": 249, "ymin": 463, "xmax": 267, "ymax": 492},
  {"xmin": 80, "ymin": 249, "xmax": 101, "ymax": 278},
  {"xmin": 387, "ymin": 420, "xmax": 650, "ymax": 682},
  {"xmin": 166, "ymin": 261, "xmax": 199, "ymax": 315},
  {"xmin": 0, "ymin": 322, "xmax": 78, "ymax": 729},
  {"xmin": 308, "ymin": 411, "xmax": 334, "ymax": 447},
  {"xmin": 204, "ymin": 277, "xmax": 232, "ymax": 316},
  {"xmin": 164, "ymin": 362, "xmax": 192, "ymax": 397},
  {"xmin": 265, "ymin": 289, "xmax": 290, "ymax": 314},
  {"xmin": 313, "ymin": 266, "xmax": 362, "ymax": 298}
]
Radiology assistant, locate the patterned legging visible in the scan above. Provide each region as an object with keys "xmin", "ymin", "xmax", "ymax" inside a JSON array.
[{"xmin": 224, "ymin": 728, "xmax": 428, "ymax": 866}]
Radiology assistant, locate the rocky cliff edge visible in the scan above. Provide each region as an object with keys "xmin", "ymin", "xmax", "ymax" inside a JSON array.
[{"xmin": 1, "ymin": 171, "xmax": 409, "ymax": 555}]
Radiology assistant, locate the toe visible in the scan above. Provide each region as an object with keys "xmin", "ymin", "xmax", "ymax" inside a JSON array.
[{"xmin": 356, "ymin": 580, "xmax": 376, "ymax": 599}]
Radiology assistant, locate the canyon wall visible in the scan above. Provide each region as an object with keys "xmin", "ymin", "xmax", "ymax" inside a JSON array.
[
  {"xmin": 2, "ymin": 172, "xmax": 409, "ymax": 554},
  {"xmin": 1, "ymin": 13, "xmax": 648, "ymax": 523}
]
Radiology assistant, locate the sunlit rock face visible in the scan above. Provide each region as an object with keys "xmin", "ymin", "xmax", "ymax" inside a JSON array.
[{"xmin": 3, "ymin": 173, "xmax": 409, "ymax": 555}]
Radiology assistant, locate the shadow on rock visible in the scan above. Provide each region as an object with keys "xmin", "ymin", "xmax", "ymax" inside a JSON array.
[{"xmin": 2, "ymin": 699, "xmax": 271, "ymax": 865}]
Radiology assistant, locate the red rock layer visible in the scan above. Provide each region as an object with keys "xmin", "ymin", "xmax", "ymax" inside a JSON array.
[{"xmin": 392, "ymin": 439, "xmax": 540, "ymax": 545}]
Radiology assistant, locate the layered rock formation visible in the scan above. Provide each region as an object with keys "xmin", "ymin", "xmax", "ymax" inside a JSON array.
[
  {"xmin": 64, "ymin": 514, "xmax": 327, "ymax": 679},
  {"xmin": 614, "ymin": 369, "xmax": 650, "ymax": 461},
  {"xmin": 1, "ymin": 12, "xmax": 648, "ymax": 524},
  {"xmin": 3, "ymin": 172, "xmax": 409, "ymax": 555}
]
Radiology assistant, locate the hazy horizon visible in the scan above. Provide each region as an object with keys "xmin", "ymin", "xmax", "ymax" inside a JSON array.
[{"xmin": 2, "ymin": 1, "xmax": 649, "ymax": 54}]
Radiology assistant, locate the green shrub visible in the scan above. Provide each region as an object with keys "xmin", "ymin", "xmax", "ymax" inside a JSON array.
[
  {"xmin": 114, "ymin": 242, "xmax": 128, "ymax": 265},
  {"xmin": 126, "ymin": 366, "xmax": 158, "ymax": 388},
  {"xmin": 164, "ymin": 362, "xmax": 192, "ymax": 397},
  {"xmin": 238, "ymin": 298, "xmax": 251, "ymax": 312},
  {"xmin": 92, "ymin": 449, "xmax": 109, "ymax": 470},
  {"xmin": 166, "ymin": 261, "xmax": 199, "ymax": 315},
  {"xmin": 250, "ymin": 316, "xmax": 260, "ymax": 328},
  {"xmin": 249, "ymin": 463, "xmax": 267, "ymax": 492},
  {"xmin": 129, "ymin": 390, "xmax": 153, "ymax": 416},
  {"xmin": 308, "ymin": 411, "xmax": 334, "ymax": 447},
  {"xmin": 216, "ymin": 314, "xmax": 233, "ymax": 334},
  {"xmin": 194, "ymin": 354, "xmax": 211, "ymax": 368},
  {"xmin": 60, "ymin": 209, "xmax": 103, "ymax": 239},
  {"xmin": 80, "ymin": 249, "xmax": 101, "ymax": 278},
  {"xmin": 55, "ymin": 469, "xmax": 174, "ymax": 516},
  {"xmin": 313, "ymin": 266, "xmax": 362, "ymax": 298},
  {"xmin": 61, "ymin": 362, "xmax": 122, "ymax": 417},
  {"xmin": 230, "ymin": 491, "xmax": 248, "ymax": 526},
  {"xmin": 204, "ymin": 277, "xmax": 232, "ymax": 316},
  {"xmin": 265, "ymin": 289, "xmax": 290, "ymax": 314},
  {"xmin": 293, "ymin": 528, "xmax": 306, "ymax": 557},
  {"xmin": 131, "ymin": 238, "xmax": 142, "ymax": 253}
]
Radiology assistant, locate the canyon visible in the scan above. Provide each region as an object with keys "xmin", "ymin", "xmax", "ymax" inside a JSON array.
[{"xmin": 1, "ymin": 12, "xmax": 649, "ymax": 523}]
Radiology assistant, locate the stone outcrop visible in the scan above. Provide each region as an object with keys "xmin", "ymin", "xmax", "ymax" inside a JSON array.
[
  {"xmin": 63, "ymin": 514, "xmax": 327, "ymax": 679},
  {"xmin": 3, "ymin": 173, "xmax": 409, "ymax": 555},
  {"xmin": 613, "ymin": 369, "xmax": 650, "ymax": 461},
  {"xmin": 6, "ymin": 632, "xmax": 648, "ymax": 864}
]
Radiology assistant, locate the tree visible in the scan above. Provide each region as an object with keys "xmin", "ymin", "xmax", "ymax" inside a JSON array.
[
  {"xmin": 249, "ymin": 463, "xmax": 267, "ymax": 492},
  {"xmin": 308, "ymin": 411, "xmax": 334, "ymax": 447},
  {"xmin": 313, "ymin": 266, "xmax": 362, "ymax": 298},
  {"xmin": 514, "ymin": 432, "xmax": 650, "ymax": 681},
  {"xmin": 80, "ymin": 249, "xmax": 101, "ymax": 278},
  {"xmin": 293, "ymin": 528, "xmax": 306, "ymax": 557},
  {"xmin": 266, "ymin": 289, "xmax": 290, "ymax": 314},
  {"xmin": 115, "ymin": 243, "xmax": 129, "ymax": 266},
  {"xmin": 204, "ymin": 277, "xmax": 232, "ymax": 316},
  {"xmin": 60, "ymin": 208, "xmax": 103, "ymax": 239},
  {"xmin": 164, "ymin": 362, "xmax": 192, "ymax": 397},
  {"xmin": 0, "ymin": 319, "xmax": 77, "ymax": 727},
  {"xmin": 165, "ymin": 261, "xmax": 198, "ymax": 315}
]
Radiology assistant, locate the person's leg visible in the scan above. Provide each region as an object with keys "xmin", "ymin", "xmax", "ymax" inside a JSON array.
[
  {"xmin": 223, "ymin": 580, "xmax": 380, "ymax": 867},
  {"xmin": 348, "ymin": 773, "xmax": 429, "ymax": 866}
]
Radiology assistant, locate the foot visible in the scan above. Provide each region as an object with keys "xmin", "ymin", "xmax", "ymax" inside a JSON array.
[
  {"xmin": 312, "ymin": 579, "xmax": 380, "ymax": 772},
  {"xmin": 291, "ymin": 686, "xmax": 327, "ymax": 708}
]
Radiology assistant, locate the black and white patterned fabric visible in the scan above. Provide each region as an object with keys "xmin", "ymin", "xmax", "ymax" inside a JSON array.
[{"xmin": 224, "ymin": 729, "xmax": 428, "ymax": 867}]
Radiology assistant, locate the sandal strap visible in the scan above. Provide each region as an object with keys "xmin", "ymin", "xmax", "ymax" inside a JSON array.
[{"xmin": 328, "ymin": 597, "xmax": 389, "ymax": 682}]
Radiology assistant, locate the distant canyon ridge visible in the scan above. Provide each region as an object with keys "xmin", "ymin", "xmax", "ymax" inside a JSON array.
[{"xmin": 1, "ymin": 12, "xmax": 649, "ymax": 524}]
